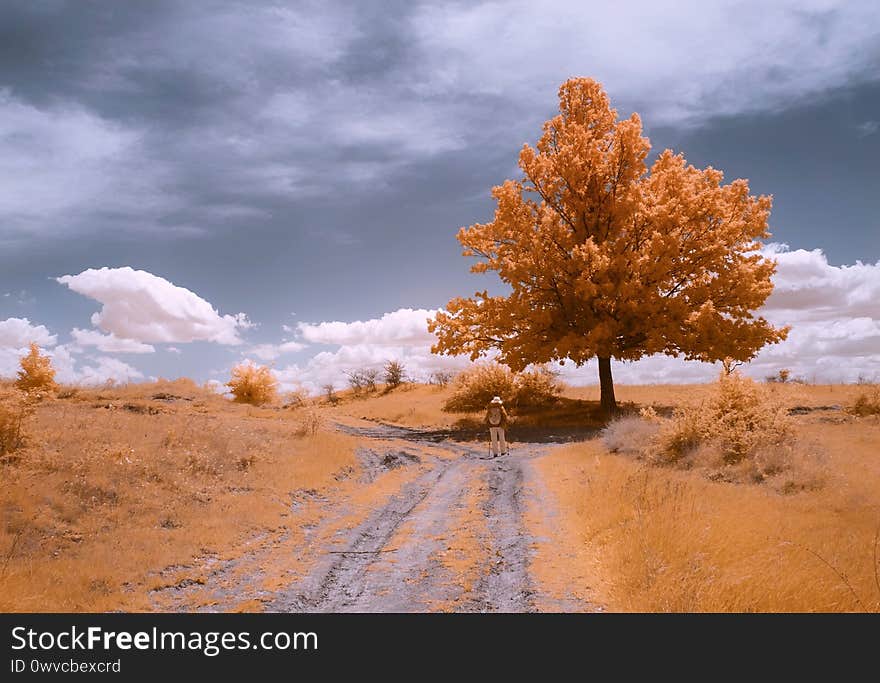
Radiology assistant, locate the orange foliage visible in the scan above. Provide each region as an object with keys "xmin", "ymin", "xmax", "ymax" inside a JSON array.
[
  {"xmin": 226, "ymin": 363, "xmax": 278, "ymax": 406},
  {"xmin": 430, "ymin": 78, "xmax": 788, "ymax": 409},
  {"xmin": 15, "ymin": 343, "xmax": 57, "ymax": 395}
]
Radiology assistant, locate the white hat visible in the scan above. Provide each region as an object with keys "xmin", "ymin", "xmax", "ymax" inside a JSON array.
[{"xmin": 490, "ymin": 396, "xmax": 503, "ymax": 404}]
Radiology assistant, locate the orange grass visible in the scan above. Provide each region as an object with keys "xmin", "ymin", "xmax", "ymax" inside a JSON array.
[
  {"xmin": 0, "ymin": 379, "xmax": 356, "ymax": 611},
  {"xmin": 538, "ymin": 412, "xmax": 880, "ymax": 612}
]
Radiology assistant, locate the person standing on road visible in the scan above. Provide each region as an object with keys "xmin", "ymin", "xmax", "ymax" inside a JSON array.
[{"xmin": 485, "ymin": 396, "xmax": 510, "ymax": 457}]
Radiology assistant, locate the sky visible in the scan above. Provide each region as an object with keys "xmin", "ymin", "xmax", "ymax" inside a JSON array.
[{"xmin": 1, "ymin": 0, "xmax": 879, "ymax": 390}]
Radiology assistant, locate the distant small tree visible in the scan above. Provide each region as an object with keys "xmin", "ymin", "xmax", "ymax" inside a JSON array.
[
  {"xmin": 346, "ymin": 370, "xmax": 366, "ymax": 396},
  {"xmin": 362, "ymin": 368, "xmax": 380, "ymax": 393},
  {"xmin": 383, "ymin": 360, "xmax": 405, "ymax": 389},
  {"xmin": 226, "ymin": 362, "xmax": 278, "ymax": 406},
  {"xmin": 347, "ymin": 368, "xmax": 381, "ymax": 395},
  {"xmin": 765, "ymin": 368, "xmax": 792, "ymax": 384},
  {"xmin": 283, "ymin": 388, "xmax": 310, "ymax": 409},
  {"xmin": 16, "ymin": 342, "xmax": 57, "ymax": 395},
  {"xmin": 322, "ymin": 383, "xmax": 339, "ymax": 405},
  {"xmin": 429, "ymin": 370, "xmax": 455, "ymax": 388}
]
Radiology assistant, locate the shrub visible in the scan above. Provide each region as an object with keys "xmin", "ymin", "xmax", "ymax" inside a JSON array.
[
  {"xmin": 383, "ymin": 360, "xmax": 405, "ymax": 389},
  {"xmin": 346, "ymin": 368, "xmax": 380, "ymax": 396},
  {"xmin": 283, "ymin": 388, "xmax": 311, "ymax": 409},
  {"xmin": 514, "ymin": 365, "xmax": 564, "ymax": 407},
  {"xmin": 849, "ymin": 387, "xmax": 880, "ymax": 416},
  {"xmin": 56, "ymin": 386, "xmax": 79, "ymax": 399},
  {"xmin": 443, "ymin": 363, "xmax": 517, "ymax": 412},
  {"xmin": 15, "ymin": 343, "xmax": 57, "ymax": 396},
  {"xmin": 226, "ymin": 363, "xmax": 278, "ymax": 406},
  {"xmin": 443, "ymin": 363, "xmax": 563, "ymax": 412},
  {"xmin": 0, "ymin": 393, "xmax": 34, "ymax": 457},
  {"xmin": 322, "ymin": 384, "xmax": 338, "ymax": 405},
  {"xmin": 295, "ymin": 410, "xmax": 321, "ymax": 437},
  {"xmin": 428, "ymin": 371, "xmax": 454, "ymax": 388},
  {"xmin": 645, "ymin": 370, "xmax": 794, "ymax": 466},
  {"xmin": 765, "ymin": 368, "xmax": 792, "ymax": 383},
  {"xmin": 601, "ymin": 415, "xmax": 661, "ymax": 457}
]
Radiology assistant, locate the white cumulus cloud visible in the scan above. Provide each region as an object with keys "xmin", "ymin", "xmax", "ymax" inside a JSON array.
[
  {"xmin": 273, "ymin": 308, "xmax": 465, "ymax": 392},
  {"xmin": 49, "ymin": 346, "xmax": 144, "ymax": 386},
  {"xmin": 0, "ymin": 320, "xmax": 144, "ymax": 386},
  {"xmin": 57, "ymin": 267, "xmax": 251, "ymax": 345},
  {"xmin": 70, "ymin": 328, "xmax": 156, "ymax": 354},
  {"xmin": 558, "ymin": 245, "xmax": 880, "ymax": 384},
  {"xmin": 244, "ymin": 341, "xmax": 307, "ymax": 362},
  {"xmin": 0, "ymin": 317, "xmax": 57, "ymax": 349},
  {"xmin": 297, "ymin": 308, "xmax": 437, "ymax": 347}
]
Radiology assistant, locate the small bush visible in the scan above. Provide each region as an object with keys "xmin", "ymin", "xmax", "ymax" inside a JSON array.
[
  {"xmin": 765, "ymin": 369, "xmax": 791, "ymax": 383},
  {"xmin": 57, "ymin": 386, "xmax": 79, "ymax": 399},
  {"xmin": 226, "ymin": 363, "xmax": 278, "ymax": 406},
  {"xmin": 362, "ymin": 368, "xmax": 379, "ymax": 392},
  {"xmin": 295, "ymin": 410, "xmax": 321, "ymax": 437},
  {"xmin": 601, "ymin": 416, "xmax": 660, "ymax": 457},
  {"xmin": 15, "ymin": 343, "xmax": 57, "ymax": 396},
  {"xmin": 443, "ymin": 363, "xmax": 517, "ymax": 412},
  {"xmin": 283, "ymin": 388, "xmax": 311, "ymax": 409},
  {"xmin": 346, "ymin": 368, "xmax": 380, "ymax": 396},
  {"xmin": 322, "ymin": 384, "xmax": 339, "ymax": 405},
  {"xmin": 443, "ymin": 363, "xmax": 563, "ymax": 412},
  {"xmin": 644, "ymin": 370, "xmax": 794, "ymax": 466},
  {"xmin": 383, "ymin": 360, "xmax": 405, "ymax": 389},
  {"xmin": 0, "ymin": 404, "xmax": 25, "ymax": 456},
  {"xmin": 849, "ymin": 388, "xmax": 880, "ymax": 416},
  {"xmin": 429, "ymin": 371, "xmax": 454, "ymax": 388},
  {"xmin": 0, "ymin": 393, "xmax": 34, "ymax": 457},
  {"xmin": 514, "ymin": 366, "xmax": 565, "ymax": 408}
]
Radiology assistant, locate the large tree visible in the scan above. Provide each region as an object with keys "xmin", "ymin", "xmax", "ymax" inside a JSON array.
[{"xmin": 429, "ymin": 78, "xmax": 788, "ymax": 413}]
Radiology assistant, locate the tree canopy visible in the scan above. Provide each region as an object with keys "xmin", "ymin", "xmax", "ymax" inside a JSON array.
[{"xmin": 429, "ymin": 78, "xmax": 788, "ymax": 412}]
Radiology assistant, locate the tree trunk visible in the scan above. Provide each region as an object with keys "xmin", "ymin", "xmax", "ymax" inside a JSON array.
[{"xmin": 598, "ymin": 356, "xmax": 617, "ymax": 415}]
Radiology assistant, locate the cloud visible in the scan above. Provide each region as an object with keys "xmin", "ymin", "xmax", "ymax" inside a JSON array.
[
  {"xmin": 0, "ymin": 90, "xmax": 182, "ymax": 239},
  {"xmin": 857, "ymin": 120, "xmax": 879, "ymax": 137},
  {"xmin": 57, "ymin": 267, "xmax": 251, "ymax": 345},
  {"xmin": 245, "ymin": 341, "xmax": 308, "ymax": 361},
  {"xmin": 48, "ymin": 345, "xmax": 144, "ymax": 386},
  {"xmin": 274, "ymin": 246, "xmax": 880, "ymax": 391},
  {"xmin": 0, "ymin": 317, "xmax": 57, "ymax": 379},
  {"xmin": 0, "ymin": 319, "xmax": 143, "ymax": 385},
  {"xmin": 411, "ymin": 1, "xmax": 880, "ymax": 127},
  {"xmin": 0, "ymin": 317, "xmax": 57, "ymax": 348},
  {"xmin": 750, "ymin": 246, "xmax": 880, "ymax": 381},
  {"xmin": 272, "ymin": 308, "xmax": 467, "ymax": 392},
  {"xmin": 70, "ymin": 328, "xmax": 155, "ymax": 354},
  {"xmin": 761, "ymin": 245, "xmax": 880, "ymax": 320},
  {"xmin": 297, "ymin": 308, "xmax": 437, "ymax": 346},
  {"xmin": 2, "ymin": 290, "xmax": 35, "ymax": 306},
  {"xmin": 3, "ymin": 0, "xmax": 877, "ymax": 255},
  {"xmin": 556, "ymin": 245, "xmax": 880, "ymax": 384}
]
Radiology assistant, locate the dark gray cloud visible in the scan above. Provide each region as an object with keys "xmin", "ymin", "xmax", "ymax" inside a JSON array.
[{"xmin": 0, "ymin": 0, "xmax": 878, "ymax": 385}]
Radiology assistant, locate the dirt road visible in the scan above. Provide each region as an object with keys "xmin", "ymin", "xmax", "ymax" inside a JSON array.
[{"xmin": 153, "ymin": 420, "xmax": 596, "ymax": 613}]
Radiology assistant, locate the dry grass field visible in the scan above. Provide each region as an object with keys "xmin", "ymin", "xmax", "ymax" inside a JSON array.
[
  {"xmin": 1, "ymin": 375, "xmax": 878, "ymax": 612},
  {"xmin": 0, "ymin": 378, "xmax": 357, "ymax": 611},
  {"xmin": 536, "ymin": 415, "xmax": 880, "ymax": 612}
]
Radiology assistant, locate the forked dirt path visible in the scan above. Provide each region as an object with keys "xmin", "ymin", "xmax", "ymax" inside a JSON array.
[{"xmin": 152, "ymin": 419, "xmax": 599, "ymax": 613}]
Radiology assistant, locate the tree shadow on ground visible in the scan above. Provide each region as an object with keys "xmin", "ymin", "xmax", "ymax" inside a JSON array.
[{"xmin": 339, "ymin": 397, "xmax": 640, "ymax": 444}]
